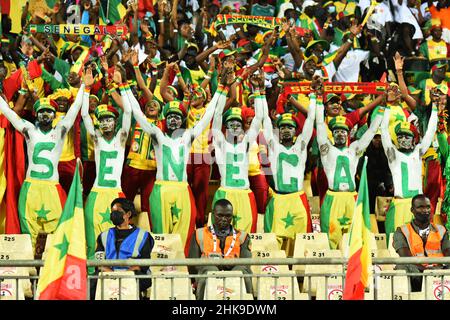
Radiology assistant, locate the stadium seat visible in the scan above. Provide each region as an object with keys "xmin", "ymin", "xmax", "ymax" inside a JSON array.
[
  {"xmin": 374, "ymin": 233, "xmax": 388, "ymax": 249},
  {"xmin": 387, "ymin": 233, "xmax": 399, "ymax": 257},
  {"xmin": 0, "ymin": 267, "xmax": 25, "ymax": 300},
  {"xmin": 293, "ymin": 233, "xmax": 330, "ymax": 276},
  {"xmin": 95, "ymin": 271, "xmax": 139, "ymax": 300},
  {"xmin": 149, "ymin": 271, "xmax": 195, "ymax": 300},
  {"xmin": 339, "ymin": 232, "xmax": 377, "ymax": 255},
  {"xmin": 0, "ymin": 234, "xmax": 33, "ymax": 257},
  {"xmin": 150, "ymin": 250, "xmax": 187, "ymax": 274},
  {"xmin": 204, "ymin": 270, "xmax": 249, "ymax": 300},
  {"xmin": 373, "ymin": 249, "xmax": 394, "ymax": 271},
  {"xmin": 151, "ymin": 233, "xmax": 184, "ymax": 253},
  {"xmin": 248, "ymin": 233, "xmax": 279, "ymax": 251},
  {"xmin": 132, "ymin": 212, "xmax": 151, "ymax": 233},
  {"xmin": 371, "ymin": 270, "xmax": 410, "ymax": 300},
  {"xmin": 256, "ymin": 270, "xmax": 302, "ymax": 300},
  {"xmin": 251, "ymin": 249, "xmax": 289, "ymax": 294},
  {"xmin": 302, "ymin": 249, "xmax": 343, "ymax": 297},
  {"xmin": 0, "ymin": 234, "xmax": 35, "ymax": 298},
  {"xmin": 422, "ymin": 269, "xmax": 450, "ymax": 300}
]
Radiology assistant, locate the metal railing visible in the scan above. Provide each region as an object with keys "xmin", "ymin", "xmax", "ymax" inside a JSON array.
[{"xmin": 1, "ymin": 257, "xmax": 450, "ymax": 300}]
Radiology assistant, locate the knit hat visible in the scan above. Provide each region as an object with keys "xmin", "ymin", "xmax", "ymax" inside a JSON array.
[
  {"xmin": 276, "ymin": 113, "xmax": 298, "ymax": 128},
  {"xmin": 95, "ymin": 104, "xmax": 119, "ymax": 119},
  {"xmin": 163, "ymin": 100, "xmax": 187, "ymax": 118},
  {"xmin": 328, "ymin": 116, "xmax": 351, "ymax": 131},
  {"xmin": 394, "ymin": 121, "xmax": 416, "ymax": 137},
  {"xmin": 33, "ymin": 98, "xmax": 58, "ymax": 114},
  {"xmin": 223, "ymin": 107, "xmax": 243, "ymax": 123}
]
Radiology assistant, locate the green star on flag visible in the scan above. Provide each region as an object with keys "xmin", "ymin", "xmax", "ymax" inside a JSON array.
[
  {"xmin": 233, "ymin": 215, "xmax": 241, "ymax": 225},
  {"xmin": 35, "ymin": 205, "xmax": 51, "ymax": 221},
  {"xmin": 338, "ymin": 215, "xmax": 350, "ymax": 226},
  {"xmin": 99, "ymin": 207, "xmax": 111, "ymax": 224},
  {"xmin": 281, "ymin": 212, "xmax": 296, "ymax": 229},
  {"xmin": 54, "ymin": 234, "xmax": 69, "ymax": 261},
  {"xmin": 170, "ymin": 202, "xmax": 181, "ymax": 219}
]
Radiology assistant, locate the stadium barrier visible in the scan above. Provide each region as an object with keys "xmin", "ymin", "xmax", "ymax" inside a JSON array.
[{"xmin": 1, "ymin": 257, "xmax": 450, "ymax": 300}]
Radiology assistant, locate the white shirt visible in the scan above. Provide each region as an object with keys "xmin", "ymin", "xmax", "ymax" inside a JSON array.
[
  {"xmin": 380, "ymin": 108, "xmax": 438, "ymax": 198},
  {"xmin": 334, "ymin": 49, "xmax": 370, "ymax": 83},
  {"xmin": 392, "ymin": 0, "xmax": 423, "ymax": 39}
]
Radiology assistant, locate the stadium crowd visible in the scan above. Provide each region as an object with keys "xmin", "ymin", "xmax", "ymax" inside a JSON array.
[{"xmin": 0, "ymin": 0, "xmax": 449, "ymax": 299}]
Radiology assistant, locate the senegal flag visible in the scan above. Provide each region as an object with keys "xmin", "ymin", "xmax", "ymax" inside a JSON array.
[
  {"xmin": 99, "ymin": 0, "xmax": 127, "ymax": 24},
  {"xmin": 343, "ymin": 157, "xmax": 372, "ymax": 300},
  {"xmin": 36, "ymin": 163, "xmax": 87, "ymax": 300}
]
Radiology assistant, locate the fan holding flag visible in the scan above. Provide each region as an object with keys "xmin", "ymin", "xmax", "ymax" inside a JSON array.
[{"xmin": 316, "ymin": 92, "xmax": 384, "ymax": 249}]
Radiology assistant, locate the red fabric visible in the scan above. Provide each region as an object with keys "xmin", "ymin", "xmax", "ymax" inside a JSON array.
[
  {"xmin": 3, "ymin": 60, "xmax": 42, "ymax": 101},
  {"xmin": 0, "ymin": 0, "xmax": 10, "ymax": 14},
  {"xmin": 249, "ymin": 174, "xmax": 268, "ymax": 214},
  {"xmin": 423, "ymin": 159, "xmax": 443, "ymax": 218},
  {"xmin": 343, "ymin": 248, "xmax": 365, "ymax": 300},
  {"xmin": 121, "ymin": 165, "xmax": 156, "ymax": 215},
  {"xmin": 248, "ymin": 192, "xmax": 258, "ymax": 233},
  {"xmin": 1, "ymin": 116, "xmax": 25, "ymax": 233},
  {"xmin": 299, "ymin": 192, "xmax": 313, "ymax": 233},
  {"xmin": 58, "ymin": 159, "xmax": 77, "ymax": 196},
  {"xmin": 56, "ymin": 182, "xmax": 68, "ymax": 208},
  {"xmin": 186, "ymin": 186, "xmax": 197, "ymax": 257},
  {"xmin": 187, "ymin": 153, "xmax": 211, "ymax": 228},
  {"xmin": 39, "ymin": 255, "xmax": 87, "ymax": 300},
  {"xmin": 139, "ymin": 0, "xmax": 155, "ymax": 17}
]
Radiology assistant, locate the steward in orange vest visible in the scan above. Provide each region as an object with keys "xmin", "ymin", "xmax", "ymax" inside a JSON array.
[
  {"xmin": 188, "ymin": 199, "xmax": 253, "ymax": 300},
  {"xmin": 393, "ymin": 194, "xmax": 450, "ymax": 291}
]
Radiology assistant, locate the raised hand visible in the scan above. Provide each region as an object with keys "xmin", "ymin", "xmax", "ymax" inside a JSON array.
[
  {"xmin": 393, "ymin": 51, "xmax": 404, "ymax": 71},
  {"xmin": 130, "ymin": 49, "xmax": 139, "ymax": 66},
  {"xmin": 100, "ymin": 55, "xmax": 109, "ymax": 70},
  {"xmin": 84, "ymin": 67, "xmax": 95, "ymax": 87},
  {"xmin": 113, "ymin": 69, "xmax": 122, "ymax": 84},
  {"xmin": 249, "ymin": 70, "xmax": 265, "ymax": 89}
]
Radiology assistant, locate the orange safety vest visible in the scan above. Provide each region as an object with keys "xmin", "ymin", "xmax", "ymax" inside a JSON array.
[
  {"xmin": 400, "ymin": 223, "xmax": 446, "ymax": 265},
  {"xmin": 195, "ymin": 226, "xmax": 247, "ymax": 259}
]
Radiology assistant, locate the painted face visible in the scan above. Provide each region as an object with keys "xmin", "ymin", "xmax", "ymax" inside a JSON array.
[
  {"xmin": 279, "ymin": 124, "xmax": 296, "ymax": 141},
  {"xmin": 226, "ymin": 119, "xmax": 244, "ymax": 137},
  {"xmin": 98, "ymin": 116, "xmax": 116, "ymax": 133},
  {"xmin": 433, "ymin": 67, "xmax": 447, "ymax": 81},
  {"xmin": 326, "ymin": 101, "xmax": 342, "ymax": 117},
  {"xmin": 166, "ymin": 113, "xmax": 183, "ymax": 131},
  {"xmin": 37, "ymin": 110, "xmax": 55, "ymax": 126},
  {"xmin": 332, "ymin": 128, "xmax": 348, "ymax": 146},
  {"xmin": 397, "ymin": 134, "xmax": 414, "ymax": 151}
]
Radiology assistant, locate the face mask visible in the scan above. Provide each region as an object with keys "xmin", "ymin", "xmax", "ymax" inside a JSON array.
[
  {"xmin": 110, "ymin": 210, "xmax": 125, "ymax": 226},
  {"xmin": 415, "ymin": 213, "xmax": 429, "ymax": 224}
]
